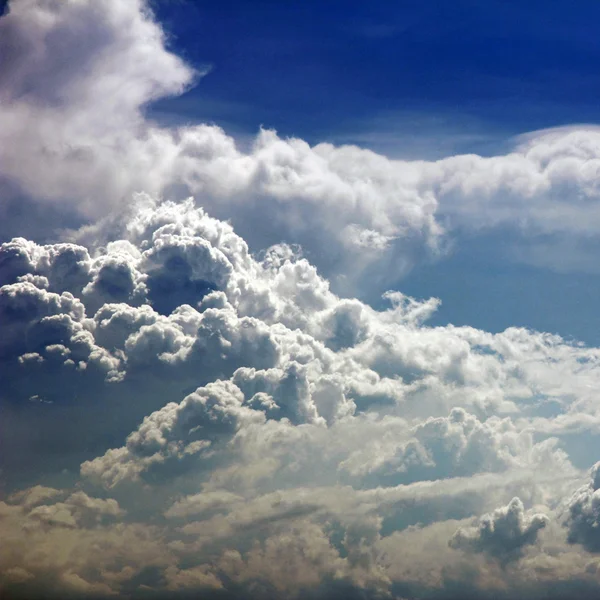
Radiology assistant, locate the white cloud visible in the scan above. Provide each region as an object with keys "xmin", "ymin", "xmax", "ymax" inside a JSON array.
[
  {"xmin": 5, "ymin": 1, "xmax": 600, "ymax": 598},
  {"xmin": 7, "ymin": 2, "xmax": 600, "ymax": 293},
  {"xmin": 3, "ymin": 190, "xmax": 600, "ymax": 600}
]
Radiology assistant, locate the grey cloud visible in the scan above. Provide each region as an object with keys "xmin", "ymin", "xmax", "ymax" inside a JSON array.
[
  {"xmin": 450, "ymin": 497, "xmax": 549, "ymax": 563},
  {"xmin": 565, "ymin": 462, "xmax": 600, "ymax": 552},
  {"xmin": 0, "ymin": 238, "xmax": 92, "ymax": 297},
  {"xmin": 0, "ymin": 281, "xmax": 121, "ymax": 379},
  {"xmin": 82, "ymin": 244, "xmax": 147, "ymax": 314}
]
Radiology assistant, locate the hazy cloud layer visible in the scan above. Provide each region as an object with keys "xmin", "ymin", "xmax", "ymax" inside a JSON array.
[{"xmin": 4, "ymin": 1, "xmax": 600, "ymax": 599}]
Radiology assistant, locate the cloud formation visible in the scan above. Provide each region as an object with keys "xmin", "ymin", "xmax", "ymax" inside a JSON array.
[
  {"xmin": 565, "ymin": 462, "xmax": 600, "ymax": 552},
  {"xmin": 450, "ymin": 497, "xmax": 549, "ymax": 564},
  {"xmin": 5, "ymin": 1, "xmax": 600, "ymax": 292},
  {"xmin": 2, "ymin": 187, "xmax": 600, "ymax": 600},
  {"xmin": 3, "ymin": 1, "xmax": 600, "ymax": 599}
]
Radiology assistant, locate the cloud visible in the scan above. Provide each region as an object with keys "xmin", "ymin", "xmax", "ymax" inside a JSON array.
[
  {"xmin": 7, "ymin": 1, "xmax": 600, "ymax": 295},
  {"xmin": 7, "ymin": 485, "xmax": 62, "ymax": 509},
  {"xmin": 564, "ymin": 462, "xmax": 600, "ymax": 552},
  {"xmin": 338, "ymin": 407, "xmax": 528, "ymax": 484},
  {"xmin": 450, "ymin": 497, "xmax": 549, "ymax": 564},
  {"xmin": 0, "ymin": 0, "xmax": 194, "ymax": 214},
  {"xmin": 5, "ymin": 1, "xmax": 600, "ymax": 599},
  {"xmin": 3, "ymin": 185, "xmax": 600, "ymax": 599},
  {"xmin": 0, "ymin": 488, "xmax": 174, "ymax": 599},
  {"xmin": 80, "ymin": 379, "xmax": 264, "ymax": 489}
]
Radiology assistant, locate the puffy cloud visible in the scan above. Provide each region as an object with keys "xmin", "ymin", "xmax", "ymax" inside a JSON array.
[
  {"xmin": 338, "ymin": 408, "xmax": 529, "ymax": 484},
  {"xmin": 6, "ymin": 1, "xmax": 600, "ymax": 598},
  {"xmin": 450, "ymin": 497, "xmax": 549, "ymax": 563},
  {"xmin": 565, "ymin": 462, "xmax": 600, "ymax": 552},
  {"xmin": 3, "ymin": 188, "xmax": 600, "ymax": 599},
  {"xmin": 6, "ymin": 1, "xmax": 600, "ymax": 294},
  {"xmin": 0, "ymin": 196, "xmax": 596, "ymax": 479},
  {"xmin": 0, "ymin": 280, "xmax": 122, "ymax": 382}
]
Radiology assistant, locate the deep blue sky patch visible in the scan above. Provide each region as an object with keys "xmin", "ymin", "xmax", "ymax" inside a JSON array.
[{"xmin": 151, "ymin": 0, "xmax": 600, "ymax": 155}]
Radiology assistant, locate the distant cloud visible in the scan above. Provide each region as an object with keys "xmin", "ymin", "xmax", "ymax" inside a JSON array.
[
  {"xmin": 565, "ymin": 462, "xmax": 600, "ymax": 552},
  {"xmin": 450, "ymin": 497, "xmax": 549, "ymax": 563}
]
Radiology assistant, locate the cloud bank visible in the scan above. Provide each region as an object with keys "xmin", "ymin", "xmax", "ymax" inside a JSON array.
[
  {"xmin": 5, "ymin": 1, "xmax": 600, "ymax": 288},
  {"xmin": 3, "ymin": 1, "xmax": 600, "ymax": 599}
]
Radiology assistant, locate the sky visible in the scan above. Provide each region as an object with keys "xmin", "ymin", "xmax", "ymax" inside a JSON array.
[
  {"xmin": 147, "ymin": 0, "xmax": 600, "ymax": 344},
  {"xmin": 4, "ymin": 1, "xmax": 600, "ymax": 599}
]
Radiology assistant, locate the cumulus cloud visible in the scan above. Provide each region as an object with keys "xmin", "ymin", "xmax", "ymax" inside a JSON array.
[
  {"xmin": 450, "ymin": 497, "xmax": 549, "ymax": 564},
  {"xmin": 564, "ymin": 462, "xmax": 600, "ymax": 552},
  {"xmin": 3, "ymin": 183, "xmax": 600, "ymax": 600},
  {"xmin": 5, "ymin": 1, "xmax": 600, "ymax": 294},
  {"xmin": 0, "ymin": 193, "xmax": 596, "ymax": 595},
  {"xmin": 5, "ymin": 0, "xmax": 600, "ymax": 599}
]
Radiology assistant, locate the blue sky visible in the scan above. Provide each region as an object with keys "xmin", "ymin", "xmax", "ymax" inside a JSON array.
[
  {"xmin": 151, "ymin": 0, "xmax": 600, "ymax": 147},
  {"xmin": 147, "ymin": 0, "xmax": 600, "ymax": 345}
]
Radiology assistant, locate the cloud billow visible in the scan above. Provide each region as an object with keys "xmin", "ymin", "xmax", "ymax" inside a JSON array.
[
  {"xmin": 565, "ymin": 462, "xmax": 600, "ymax": 552},
  {"xmin": 450, "ymin": 497, "xmax": 549, "ymax": 564},
  {"xmin": 1, "ymin": 186, "xmax": 600, "ymax": 599}
]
